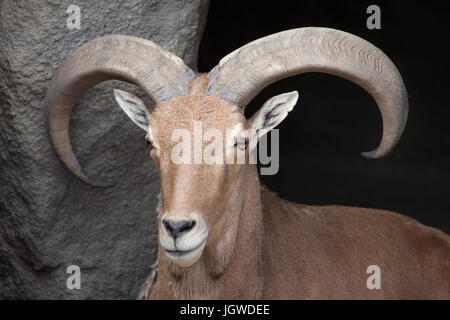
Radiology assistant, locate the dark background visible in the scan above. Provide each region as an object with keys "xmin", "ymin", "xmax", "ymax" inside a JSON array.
[{"xmin": 199, "ymin": 0, "xmax": 450, "ymax": 233}]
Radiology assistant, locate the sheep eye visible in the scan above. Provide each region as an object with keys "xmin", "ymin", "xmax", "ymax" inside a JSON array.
[{"xmin": 234, "ymin": 138, "xmax": 248, "ymax": 150}]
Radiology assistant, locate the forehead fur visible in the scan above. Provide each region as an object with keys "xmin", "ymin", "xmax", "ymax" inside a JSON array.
[{"xmin": 150, "ymin": 74, "xmax": 245, "ymax": 142}]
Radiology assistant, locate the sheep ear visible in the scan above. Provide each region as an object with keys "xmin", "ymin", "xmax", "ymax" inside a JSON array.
[
  {"xmin": 114, "ymin": 89, "xmax": 151, "ymax": 132},
  {"xmin": 248, "ymin": 91, "xmax": 298, "ymax": 138}
]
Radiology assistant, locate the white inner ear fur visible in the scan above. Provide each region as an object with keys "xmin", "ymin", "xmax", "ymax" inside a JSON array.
[
  {"xmin": 113, "ymin": 89, "xmax": 151, "ymax": 132},
  {"xmin": 247, "ymin": 91, "xmax": 299, "ymax": 139}
]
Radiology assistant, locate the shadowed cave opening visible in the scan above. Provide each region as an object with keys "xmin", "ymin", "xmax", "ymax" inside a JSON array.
[{"xmin": 198, "ymin": 0, "xmax": 450, "ymax": 233}]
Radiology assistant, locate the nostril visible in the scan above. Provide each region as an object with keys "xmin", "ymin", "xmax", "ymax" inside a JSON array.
[
  {"xmin": 163, "ymin": 219, "xmax": 196, "ymax": 238},
  {"xmin": 162, "ymin": 219, "xmax": 173, "ymax": 233},
  {"xmin": 179, "ymin": 220, "xmax": 196, "ymax": 233}
]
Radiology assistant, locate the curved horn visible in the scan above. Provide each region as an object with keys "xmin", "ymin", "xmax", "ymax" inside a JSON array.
[
  {"xmin": 206, "ymin": 27, "xmax": 408, "ymax": 158},
  {"xmin": 46, "ymin": 35, "xmax": 195, "ymax": 187}
]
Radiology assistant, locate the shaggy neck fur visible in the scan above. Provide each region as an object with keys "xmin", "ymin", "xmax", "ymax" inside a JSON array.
[{"xmin": 150, "ymin": 165, "xmax": 264, "ymax": 299}]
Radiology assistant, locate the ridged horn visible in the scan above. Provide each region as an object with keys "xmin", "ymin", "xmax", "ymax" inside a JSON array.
[
  {"xmin": 206, "ymin": 27, "xmax": 408, "ymax": 158},
  {"xmin": 46, "ymin": 35, "xmax": 195, "ymax": 187}
]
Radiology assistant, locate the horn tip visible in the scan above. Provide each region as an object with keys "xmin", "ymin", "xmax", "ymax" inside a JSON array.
[{"xmin": 361, "ymin": 150, "xmax": 385, "ymax": 159}]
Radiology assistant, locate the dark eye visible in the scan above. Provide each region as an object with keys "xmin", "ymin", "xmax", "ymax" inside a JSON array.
[
  {"xmin": 234, "ymin": 138, "xmax": 248, "ymax": 150},
  {"xmin": 145, "ymin": 139, "xmax": 153, "ymax": 148}
]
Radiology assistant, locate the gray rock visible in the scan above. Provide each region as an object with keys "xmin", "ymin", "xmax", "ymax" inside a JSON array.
[{"xmin": 0, "ymin": 0, "xmax": 208, "ymax": 299}]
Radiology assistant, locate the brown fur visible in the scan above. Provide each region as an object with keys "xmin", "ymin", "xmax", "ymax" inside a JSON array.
[{"xmin": 141, "ymin": 75, "xmax": 449, "ymax": 299}]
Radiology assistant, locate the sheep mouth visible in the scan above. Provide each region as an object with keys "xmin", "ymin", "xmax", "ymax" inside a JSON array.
[{"xmin": 164, "ymin": 239, "xmax": 206, "ymax": 259}]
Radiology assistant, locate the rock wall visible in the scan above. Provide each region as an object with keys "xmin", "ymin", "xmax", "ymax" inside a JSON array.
[{"xmin": 0, "ymin": 0, "xmax": 208, "ymax": 299}]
